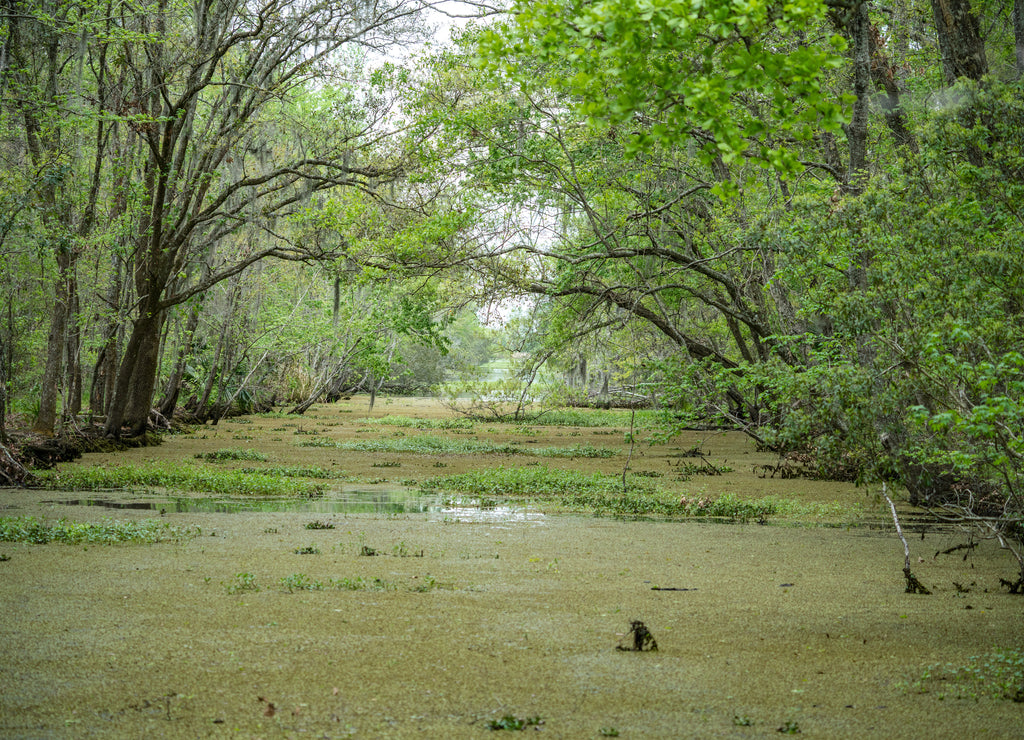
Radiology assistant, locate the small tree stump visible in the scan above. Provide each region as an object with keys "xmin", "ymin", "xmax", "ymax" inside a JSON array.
[{"xmin": 617, "ymin": 620, "xmax": 658, "ymax": 652}]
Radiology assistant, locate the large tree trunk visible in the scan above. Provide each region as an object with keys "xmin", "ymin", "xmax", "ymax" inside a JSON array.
[
  {"xmin": 33, "ymin": 246, "xmax": 71, "ymax": 434},
  {"xmin": 930, "ymin": 0, "xmax": 988, "ymax": 84},
  {"xmin": 868, "ymin": 23, "xmax": 918, "ymax": 152},
  {"xmin": 103, "ymin": 306, "xmax": 163, "ymax": 437},
  {"xmin": 845, "ymin": 0, "xmax": 872, "ymax": 193}
]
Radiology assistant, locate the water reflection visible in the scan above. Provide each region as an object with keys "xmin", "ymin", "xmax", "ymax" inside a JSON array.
[{"xmin": 42, "ymin": 489, "xmax": 544, "ymax": 524}]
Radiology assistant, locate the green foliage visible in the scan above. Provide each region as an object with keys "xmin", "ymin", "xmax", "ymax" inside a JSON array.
[
  {"xmin": 279, "ymin": 573, "xmax": 323, "ymax": 592},
  {"xmin": 278, "ymin": 573, "xmax": 440, "ymax": 593},
  {"xmin": 239, "ymin": 466, "xmax": 349, "ymax": 480},
  {"xmin": 422, "ymin": 465, "xmax": 780, "ymax": 520},
  {"xmin": 479, "ymin": 0, "xmax": 847, "ymax": 176},
  {"xmin": 298, "ymin": 434, "xmax": 616, "ymax": 458},
  {"xmin": 368, "ymin": 415, "xmax": 476, "ymax": 432},
  {"xmin": 907, "ymin": 649, "xmax": 1024, "ymax": 701},
  {"xmin": 195, "ymin": 448, "xmax": 269, "ymax": 462},
  {"xmin": 34, "ymin": 464, "xmax": 322, "ymax": 497},
  {"xmin": 225, "ymin": 573, "xmax": 261, "ymax": 594},
  {"xmin": 0, "ymin": 516, "xmax": 196, "ymax": 545}
]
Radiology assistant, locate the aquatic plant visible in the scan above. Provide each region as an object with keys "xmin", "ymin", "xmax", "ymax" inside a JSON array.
[
  {"xmin": 280, "ymin": 573, "xmax": 322, "ymax": 591},
  {"xmin": 422, "ymin": 466, "xmax": 782, "ymax": 520},
  {"xmin": 195, "ymin": 448, "xmax": 268, "ymax": 462},
  {"xmin": 367, "ymin": 415, "xmax": 476, "ymax": 431},
  {"xmin": 907, "ymin": 648, "xmax": 1024, "ymax": 701},
  {"xmin": 34, "ymin": 464, "xmax": 322, "ymax": 497},
  {"xmin": 0, "ymin": 515, "xmax": 196, "ymax": 544},
  {"xmin": 240, "ymin": 466, "xmax": 349, "ymax": 480},
  {"xmin": 298, "ymin": 434, "xmax": 615, "ymax": 458},
  {"xmin": 224, "ymin": 572, "xmax": 260, "ymax": 593}
]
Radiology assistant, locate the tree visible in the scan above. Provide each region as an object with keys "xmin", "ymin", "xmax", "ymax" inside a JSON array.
[{"xmin": 96, "ymin": 0, "xmax": 431, "ymax": 436}]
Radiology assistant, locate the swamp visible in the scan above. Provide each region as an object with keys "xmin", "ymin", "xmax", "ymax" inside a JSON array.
[{"xmin": 1, "ymin": 398, "xmax": 1021, "ymax": 738}]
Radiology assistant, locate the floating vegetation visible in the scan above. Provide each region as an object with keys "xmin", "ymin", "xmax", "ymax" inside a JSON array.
[
  {"xmin": 520, "ymin": 408, "xmax": 658, "ymax": 428},
  {"xmin": 906, "ymin": 648, "xmax": 1024, "ymax": 701},
  {"xmin": 298, "ymin": 434, "xmax": 615, "ymax": 458},
  {"xmin": 277, "ymin": 573, "xmax": 442, "ymax": 593},
  {"xmin": 368, "ymin": 415, "xmax": 476, "ymax": 432},
  {"xmin": 225, "ymin": 572, "xmax": 260, "ymax": 593},
  {"xmin": 304, "ymin": 520, "xmax": 336, "ymax": 530},
  {"xmin": 195, "ymin": 448, "xmax": 268, "ymax": 462},
  {"xmin": 422, "ymin": 466, "xmax": 782, "ymax": 520},
  {"xmin": 34, "ymin": 464, "xmax": 322, "ymax": 497},
  {"xmin": 423, "ymin": 465, "xmax": 655, "ymax": 498},
  {"xmin": 292, "ymin": 545, "xmax": 320, "ymax": 555},
  {"xmin": 0, "ymin": 516, "xmax": 197, "ymax": 545},
  {"xmin": 239, "ymin": 466, "xmax": 349, "ymax": 479}
]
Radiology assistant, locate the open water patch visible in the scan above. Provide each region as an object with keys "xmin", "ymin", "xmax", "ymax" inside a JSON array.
[{"xmin": 41, "ymin": 489, "xmax": 544, "ymax": 524}]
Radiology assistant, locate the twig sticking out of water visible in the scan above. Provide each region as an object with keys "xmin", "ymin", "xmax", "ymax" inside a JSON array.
[{"xmin": 883, "ymin": 482, "xmax": 931, "ymax": 595}]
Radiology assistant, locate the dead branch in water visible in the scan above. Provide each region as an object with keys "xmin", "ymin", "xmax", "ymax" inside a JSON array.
[{"xmin": 883, "ymin": 482, "xmax": 931, "ymax": 594}]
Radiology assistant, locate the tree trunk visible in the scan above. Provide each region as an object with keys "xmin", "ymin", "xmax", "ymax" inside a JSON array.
[
  {"xmin": 1014, "ymin": 0, "xmax": 1024, "ymax": 78},
  {"xmin": 64, "ymin": 274, "xmax": 82, "ymax": 421},
  {"xmin": 845, "ymin": 0, "xmax": 872, "ymax": 193},
  {"xmin": 0, "ymin": 331, "xmax": 8, "ymax": 445},
  {"xmin": 103, "ymin": 306, "xmax": 162, "ymax": 437},
  {"xmin": 869, "ymin": 23, "xmax": 918, "ymax": 152},
  {"xmin": 158, "ymin": 304, "xmax": 201, "ymax": 419},
  {"xmin": 930, "ymin": 0, "xmax": 988, "ymax": 84},
  {"xmin": 34, "ymin": 246, "xmax": 72, "ymax": 434}
]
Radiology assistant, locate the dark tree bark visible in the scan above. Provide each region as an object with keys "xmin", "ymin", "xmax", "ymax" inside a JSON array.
[
  {"xmin": 869, "ymin": 24, "xmax": 918, "ymax": 152},
  {"xmin": 846, "ymin": 0, "xmax": 872, "ymax": 193},
  {"xmin": 930, "ymin": 0, "xmax": 989, "ymax": 84},
  {"xmin": 1014, "ymin": 0, "xmax": 1024, "ymax": 78},
  {"xmin": 158, "ymin": 305, "xmax": 202, "ymax": 419}
]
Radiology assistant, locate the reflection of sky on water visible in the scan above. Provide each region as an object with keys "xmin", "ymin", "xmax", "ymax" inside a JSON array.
[{"xmin": 42, "ymin": 489, "xmax": 544, "ymax": 525}]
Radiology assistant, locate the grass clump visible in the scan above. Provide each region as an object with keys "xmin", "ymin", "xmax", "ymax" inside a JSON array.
[
  {"xmin": 195, "ymin": 448, "xmax": 268, "ymax": 462},
  {"xmin": 368, "ymin": 415, "xmax": 476, "ymax": 432},
  {"xmin": 0, "ymin": 516, "xmax": 197, "ymax": 545},
  {"xmin": 422, "ymin": 466, "xmax": 779, "ymax": 520},
  {"xmin": 239, "ymin": 466, "xmax": 348, "ymax": 479},
  {"xmin": 34, "ymin": 464, "xmax": 322, "ymax": 497},
  {"xmin": 423, "ymin": 465, "xmax": 654, "ymax": 498},
  {"xmin": 526, "ymin": 408, "xmax": 659, "ymax": 428},
  {"xmin": 225, "ymin": 572, "xmax": 260, "ymax": 593},
  {"xmin": 906, "ymin": 648, "xmax": 1024, "ymax": 701}
]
